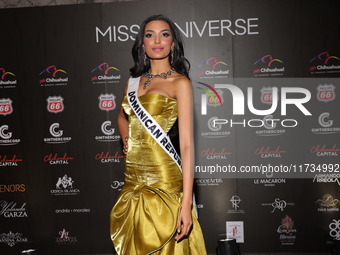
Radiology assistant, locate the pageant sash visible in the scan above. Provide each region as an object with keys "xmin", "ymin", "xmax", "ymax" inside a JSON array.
[
  {"xmin": 126, "ymin": 77, "xmax": 182, "ymax": 171},
  {"xmin": 126, "ymin": 77, "xmax": 198, "ymax": 217}
]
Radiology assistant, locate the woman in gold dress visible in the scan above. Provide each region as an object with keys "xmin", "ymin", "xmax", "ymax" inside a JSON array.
[{"xmin": 110, "ymin": 14, "xmax": 207, "ymax": 255}]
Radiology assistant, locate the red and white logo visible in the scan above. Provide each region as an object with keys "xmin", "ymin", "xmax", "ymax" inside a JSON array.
[
  {"xmin": 47, "ymin": 96, "xmax": 64, "ymax": 113},
  {"xmin": 98, "ymin": 93, "xmax": 116, "ymax": 111},
  {"xmin": 316, "ymin": 84, "xmax": 336, "ymax": 102},
  {"xmin": 207, "ymin": 89, "xmax": 224, "ymax": 107},
  {"xmin": 255, "ymin": 146, "xmax": 287, "ymax": 158},
  {"xmin": 0, "ymin": 155, "xmax": 23, "ymax": 167},
  {"xmin": 95, "ymin": 151, "xmax": 124, "ymax": 163},
  {"xmin": 0, "ymin": 98, "xmax": 13, "ymax": 116},
  {"xmin": 310, "ymin": 144, "xmax": 339, "ymax": 156},
  {"xmin": 260, "ymin": 87, "xmax": 273, "ymax": 104}
]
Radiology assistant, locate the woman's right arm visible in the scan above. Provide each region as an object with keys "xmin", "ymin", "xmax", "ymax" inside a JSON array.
[{"xmin": 117, "ymin": 81, "xmax": 129, "ymax": 154}]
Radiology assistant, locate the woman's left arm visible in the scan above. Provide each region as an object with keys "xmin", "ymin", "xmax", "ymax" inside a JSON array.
[{"xmin": 174, "ymin": 77, "xmax": 195, "ymax": 241}]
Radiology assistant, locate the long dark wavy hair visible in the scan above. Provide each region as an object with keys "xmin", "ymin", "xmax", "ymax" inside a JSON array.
[{"xmin": 130, "ymin": 14, "xmax": 190, "ymax": 78}]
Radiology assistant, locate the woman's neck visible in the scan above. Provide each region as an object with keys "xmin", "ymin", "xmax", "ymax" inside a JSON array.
[{"xmin": 149, "ymin": 58, "xmax": 171, "ymax": 74}]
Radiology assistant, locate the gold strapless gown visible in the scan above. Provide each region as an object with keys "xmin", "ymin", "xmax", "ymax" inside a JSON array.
[{"xmin": 110, "ymin": 94, "xmax": 207, "ymax": 255}]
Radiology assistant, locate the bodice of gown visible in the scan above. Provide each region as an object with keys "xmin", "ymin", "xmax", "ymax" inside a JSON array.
[
  {"xmin": 122, "ymin": 93, "xmax": 178, "ymax": 140},
  {"xmin": 121, "ymin": 93, "xmax": 181, "ymax": 187}
]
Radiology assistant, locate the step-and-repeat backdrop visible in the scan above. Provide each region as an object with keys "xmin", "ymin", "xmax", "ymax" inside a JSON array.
[{"xmin": 1, "ymin": 0, "xmax": 340, "ymax": 254}]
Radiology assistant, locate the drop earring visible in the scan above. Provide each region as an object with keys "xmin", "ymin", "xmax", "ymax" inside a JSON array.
[
  {"xmin": 171, "ymin": 47, "xmax": 174, "ymax": 65},
  {"xmin": 143, "ymin": 47, "xmax": 147, "ymax": 66}
]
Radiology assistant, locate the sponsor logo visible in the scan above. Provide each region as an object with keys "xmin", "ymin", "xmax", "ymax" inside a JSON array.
[
  {"xmin": 50, "ymin": 175, "xmax": 80, "ymax": 196},
  {"xmin": 56, "ymin": 175, "xmax": 74, "ymax": 188},
  {"xmin": 262, "ymin": 198, "xmax": 294, "ymax": 213},
  {"xmin": 39, "ymin": 65, "xmax": 68, "ymax": 86},
  {"xmin": 201, "ymin": 117, "xmax": 231, "ymax": 138},
  {"xmin": 313, "ymin": 174, "xmax": 340, "ymax": 185},
  {"xmin": 0, "ymin": 68, "xmax": 17, "ymax": 88},
  {"xmin": 255, "ymin": 146, "xmax": 287, "ymax": 158},
  {"xmin": 95, "ymin": 121, "xmax": 121, "ymax": 142},
  {"xmin": 47, "ymin": 96, "xmax": 64, "ymax": 114},
  {"xmin": 206, "ymin": 89, "xmax": 224, "ymax": 107},
  {"xmin": 200, "ymin": 148, "xmax": 232, "ymax": 160},
  {"xmin": 255, "ymin": 115, "xmax": 286, "ymax": 136},
  {"xmin": 56, "ymin": 229, "xmax": 77, "ymax": 244},
  {"xmin": 91, "ymin": 63, "xmax": 120, "ymax": 84},
  {"xmin": 0, "ymin": 200, "xmax": 27, "ymax": 218},
  {"xmin": 0, "ymin": 184, "xmax": 25, "ymax": 193},
  {"xmin": 319, "ymin": 112, "xmax": 333, "ymax": 127},
  {"xmin": 316, "ymin": 84, "xmax": 336, "ymax": 102},
  {"xmin": 44, "ymin": 123, "xmax": 71, "ymax": 144},
  {"xmin": 254, "ymin": 178, "xmax": 286, "ymax": 187},
  {"xmin": 95, "ymin": 151, "xmax": 124, "ymax": 163},
  {"xmin": 329, "ymin": 219, "xmax": 340, "ymax": 239},
  {"xmin": 226, "ymin": 221, "xmax": 244, "ymax": 243},
  {"xmin": 111, "ymin": 180, "xmax": 124, "ymax": 191},
  {"xmin": 316, "ymin": 194, "xmax": 340, "ymax": 212},
  {"xmin": 260, "ymin": 87, "xmax": 274, "ymax": 104},
  {"xmin": 311, "ymin": 112, "xmax": 340, "ymax": 134},
  {"xmin": 227, "ymin": 195, "xmax": 245, "ymax": 214},
  {"xmin": 195, "ymin": 178, "xmax": 223, "ymax": 186},
  {"xmin": 253, "ymin": 55, "xmax": 285, "ymax": 76},
  {"xmin": 197, "ymin": 58, "xmax": 229, "ymax": 78},
  {"xmin": 98, "ymin": 94, "xmax": 116, "ymax": 111},
  {"xmin": 0, "ymin": 231, "xmax": 28, "ymax": 247},
  {"xmin": 0, "ymin": 98, "xmax": 13, "ymax": 115},
  {"xmin": 196, "ymin": 82, "xmax": 223, "ymax": 110},
  {"xmin": 0, "ymin": 125, "xmax": 20, "ymax": 146},
  {"xmin": 310, "ymin": 144, "xmax": 339, "ymax": 157},
  {"xmin": 55, "ymin": 208, "xmax": 90, "ymax": 214},
  {"xmin": 101, "ymin": 121, "xmax": 114, "ymax": 135},
  {"xmin": 310, "ymin": 52, "xmax": 340, "ymax": 74},
  {"xmin": 44, "ymin": 153, "xmax": 74, "ymax": 165},
  {"xmin": 277, "ymin": 215, "xmax": 297, "ymax": 245},
  {"xmin": 0, "ymin": 155, "xmax": 23, "ymax": 167}
]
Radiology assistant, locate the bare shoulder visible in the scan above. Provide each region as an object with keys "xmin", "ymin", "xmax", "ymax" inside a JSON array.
[{"xmin": 172, "ymin": 74, "xmax": 192, "ymax": 99}]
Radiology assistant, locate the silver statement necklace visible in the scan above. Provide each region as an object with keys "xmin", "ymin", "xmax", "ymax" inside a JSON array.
[{"xmin": 141, "ymin": 67, "xmax": 176, "ymax": 90}]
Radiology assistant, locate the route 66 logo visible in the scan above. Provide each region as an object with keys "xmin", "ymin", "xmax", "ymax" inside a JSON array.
[
  {"xmin": 47, "ymin": 96, "xmax": 64, "ymax": 114},
  {"xmin": 98, "ymin": 93, "xmax": 116, "ymax": 111},
  {"xmin": 261, "ymin": 87, "xmax": 273, "ymax": 104},
  {"xmin": 317, "ymin": 84, "xmax": 336, "ymax": 103},
  {"xmin": 0, "ymin": 98, "xmax": 13, "ymax": 116}
]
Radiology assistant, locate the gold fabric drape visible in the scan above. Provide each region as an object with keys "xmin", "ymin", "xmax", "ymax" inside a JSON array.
[{"xmin": 110, "ymin": 94, "xmax": 207, "ymax": 255}]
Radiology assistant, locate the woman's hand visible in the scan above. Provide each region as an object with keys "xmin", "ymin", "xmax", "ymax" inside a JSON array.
[
  {"xmin": 175, "ymin": 205, "xmax": 192, "ymax": 241},
  {"xmin": 122, "ymin": 136, "xmax": 129, "ymax": 154}
]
